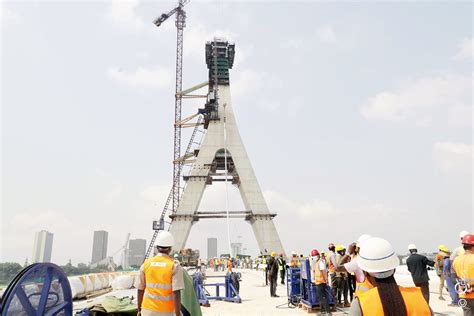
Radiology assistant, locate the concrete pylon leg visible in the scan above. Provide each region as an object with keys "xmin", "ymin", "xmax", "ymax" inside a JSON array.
[
  {"xmin": 249, "ymin": 218, "xmax": 284, "ymax": 255},
  {"xmin": 169, "ymin": 178, "xmax": 208, "ymax": 251}
]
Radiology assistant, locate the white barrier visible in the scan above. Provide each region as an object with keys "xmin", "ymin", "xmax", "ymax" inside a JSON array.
[{"xmin": 68, "ymin": 272, "xmax": 138, "ymax": 299}]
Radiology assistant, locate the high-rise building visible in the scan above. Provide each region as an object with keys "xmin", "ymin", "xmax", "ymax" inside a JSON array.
[
  {"xmin": 207, "ymin": 238, "xmax": 217, "ymax": 259},
  {"xmin": 91, "ymin": 230, "xmax": 108, "ymax": 264},
  {"xmin": 128, "ymin": 239, "xmax": 146, "ymax": 267},
  {"xmin": 32, "ymin": 230, "xmax": 54, "ymax": 263},
  {"xmin": 231, "ymin": 243, "xmax": 242, "ymax": 258}
]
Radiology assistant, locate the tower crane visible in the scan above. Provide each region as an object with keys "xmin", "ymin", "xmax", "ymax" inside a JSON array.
[{"xmin": 145, "ymin": 0, "xmax": 190, "ymax": 259}]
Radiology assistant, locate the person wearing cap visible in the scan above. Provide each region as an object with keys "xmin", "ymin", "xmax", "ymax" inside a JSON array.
[
  {"xmin": 443, "ymin": 249, "xmax": 459, "ymax": 306},
  {"xmin": 277, "ymin": 253, "xmax": 286, "ymax": 285},
  {"xmin": 309, "ymin": 249, "xmax": 319, "ymax": 285},
  {"xmin": 312, "ymin": 249, "xmax": 331, "ymax": 315},
  {"xmin": 348, "ymin": 237, "xmax": 432, "ymax": 316},
  {"xmin": 335, "ymin": 245, "xmax": 350, "ymax": 307},
  {"xmin": 135, "ymin": 231, "xmax": 184, "ymax": 316},
  {"xmin": 327, "ymin": 243, "xmax": 338, "ymax": 304},
  {"xmin": 268, "ymin": 251, "xmax": 279, "ymax": 297},
  {"xmin": 406, "ymin": 243, "xmax": 435, "ymax": 303},
  {"xmin": 453, "ymin": 233, "xmax": 474, "ymax": 315},
  {"xmin": 435, "ymin": 245, "xmax": 450, "ymax": 300}
]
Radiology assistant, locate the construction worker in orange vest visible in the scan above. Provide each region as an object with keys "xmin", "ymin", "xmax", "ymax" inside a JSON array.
[
  {"xmin": 135, "ymin": 231, "xmax": 184, "ymax": 316},
  {"xmin": 348, "ymin": 237, "xmax": 432, "ymax": 316},
  {"xmin": 453, "ymin": 233, "xmax": 474, "ymax": 315},
  {"xmin": 312, "ymin": 249, "xmax": 331, "ymax": 314}
]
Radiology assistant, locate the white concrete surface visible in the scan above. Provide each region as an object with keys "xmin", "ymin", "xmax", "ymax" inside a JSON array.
[{"xmin": 73, "ymin": 267, "xmax": 464, "ymax": 315}]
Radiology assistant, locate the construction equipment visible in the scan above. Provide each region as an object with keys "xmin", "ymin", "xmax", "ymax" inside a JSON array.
[
  {"xmin": 0, "ymin": 263, "xmax": 73, "ymax": 315},
  {"xmin": 144, "ymin": 0, "xmax": 195, "ymax": 261},
  {"xmin": 192, "ymin": 272, "xmax": 241, "ymax": 306},
  {"xmin": 152, "ymin": 0, "xmax": 190, "ymax": 216},
  {"xmin": 179, "ymin": 248, "xmax": 200, "ymax": 267},
  {"xmin": 144, "ymin": 116, "xmax": 204, "ymax": 259},
  {"xmin": 286, "ymin": 267, "xmax": 301, "ymax": 307}
]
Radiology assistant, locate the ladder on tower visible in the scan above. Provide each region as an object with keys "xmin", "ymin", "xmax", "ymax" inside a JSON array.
[{"xmin": 145, "ymin": 116, "xmax": 205, "ymax": 259}]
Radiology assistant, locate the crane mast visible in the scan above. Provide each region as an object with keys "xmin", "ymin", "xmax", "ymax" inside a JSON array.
[
  {"xmin": 145, "ymin": 0, "xmax": 189, "ymax": 259},
  {"xmin": 173, "ymin": 2, "xmax": 186, "ymax": 214}
]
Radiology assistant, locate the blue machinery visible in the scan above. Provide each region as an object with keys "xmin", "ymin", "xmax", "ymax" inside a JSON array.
[
  {"xmin": 287, "ymin": 259, "xmax": 335, "ymax": 309},
  {"xmin": 286, "ymin": 267, "xmax": 301, "ymax": 307},
  {"xmin": 193, "ymin": 272, "xmax": 241, "ymax": 306},
  {"xmin": 0, "ymin": 263, "xmax": 73, "ymax": 316}
]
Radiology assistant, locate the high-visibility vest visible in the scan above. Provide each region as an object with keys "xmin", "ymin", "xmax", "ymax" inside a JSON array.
[
  {"xmin": 313, "ymin": 259, "xmax": 326, "ymax": 285},
  {"xmin": 354, "ymin": 276, "xmax": 374, "ymax": 297},
  {"xmin": 142, "ymin": 255, "xmax": 174, "ymax": 313},
  {"xmin": 358, "ymin": 286, "xmax": 431, "ymax": 316},
  {"xmin": 453, "ymin": 253, "xmax": 474, "ymax": 299},
  {"xmin": 326, "ymin": 252, "xmax": 335, "ymax": 273},
  {"xmin": 277, "ymin": 258, "xmax": 284, "ymax": 271}
]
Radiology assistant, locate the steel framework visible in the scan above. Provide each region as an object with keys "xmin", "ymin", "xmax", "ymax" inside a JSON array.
[{"xmin": 173, "ymin": 1, "xmax": 186, "ymax": 214}]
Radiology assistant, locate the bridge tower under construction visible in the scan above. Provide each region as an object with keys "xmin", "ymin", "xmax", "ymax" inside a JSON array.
[{"xmin": 168, "ymin": 38, "xmax": 284, "ymax": 255}]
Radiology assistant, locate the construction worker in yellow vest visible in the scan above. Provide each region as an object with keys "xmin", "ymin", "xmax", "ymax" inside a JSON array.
[
  {"xmin": 312, "ymin": 249, "xmax": 331, "ymax": 314},
  {"xmin": 453, "ymin": 233, "xmax": 474, "ymax": 315},
  {"xmin": 348, "ymin": 237, "xmax": 432, "ymax": 316},
  {"xmin": 135, "ymin": 231, "xmax": 184, "ymax": 316}
]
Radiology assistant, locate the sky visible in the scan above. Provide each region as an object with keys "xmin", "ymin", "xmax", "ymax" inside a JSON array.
[{"xmin": 1, "ymin": 0, "xmax": 472, "ymax": 266}]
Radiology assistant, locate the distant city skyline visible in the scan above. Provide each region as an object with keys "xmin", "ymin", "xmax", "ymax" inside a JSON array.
[{"xmin": 32, "ymin": 230, "xmax": 53, "ymax": 263}]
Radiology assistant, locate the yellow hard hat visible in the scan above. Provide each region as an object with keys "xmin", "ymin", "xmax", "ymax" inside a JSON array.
[
  {"xmin": 271, "ymin": 251, "xmax": 276, "ymax": 257},
  {"xmin": 335, "ymin": 245, "xmax": 345, "ymax": 252},
  {"xmin": 438, "ymin": 245, "xmax": 450, "ymax": 253}
]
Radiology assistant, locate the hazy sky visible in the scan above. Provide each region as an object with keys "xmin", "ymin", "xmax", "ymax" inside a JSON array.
[{"xmin": 1, "ymin": 0, "xmax": 472, "ymax": 265}]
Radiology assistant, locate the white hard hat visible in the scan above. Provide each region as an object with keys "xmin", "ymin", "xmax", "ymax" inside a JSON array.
[
  {"xmin": 155, "ymin": 231, "xmax": 175, "ymax": 248},
  {"xmin": 460, "ymin": 230, "xmax": 470, "ymax": 239},
  {"xmin": 358, "ymin": 237, "xmax": 399, "ymax": 274},
  {"xmin": 407, "ymin": 243, "xmax": 417, "ymax": 250},
  {"xmin": 356, "ymin": 234, "xmax": 372, "ymax": 248}
]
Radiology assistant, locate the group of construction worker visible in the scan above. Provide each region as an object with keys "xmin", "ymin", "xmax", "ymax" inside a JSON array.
[
  {"xmin": 268, "ymin": 231, "xmax": 474, "ymax": 316},
  {"xmin": 431, "ymin": 230, "xmax": 474, "ymax": 315},
  {"xmin": 131, "ymin": 229, "xmax": 474, "ymax": 316},
  {"xmin": 209, "ymin": 257, "xmax": 233, "ymax": 272}
]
